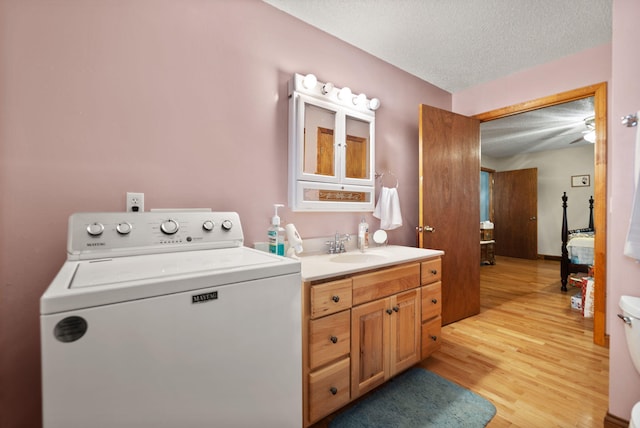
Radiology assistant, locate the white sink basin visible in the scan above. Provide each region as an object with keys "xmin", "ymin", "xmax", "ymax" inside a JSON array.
[{"xmin": 329, "ymin": 253, "xmax": 387, "ymax": 264}]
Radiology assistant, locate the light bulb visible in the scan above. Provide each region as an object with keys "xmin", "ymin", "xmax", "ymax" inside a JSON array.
[
  {"xmin": 584, "ymin": 130, "xmax": 596, "ymax": 143},
  {"xmin": 338, "ymin": 87, "xmax": 352, "ymax": 100},
  {"xmin": 368, "ymin": 98, "xmax": 381, "ymax": 111},
  {"xmin": 302, "ymin": 74, "xmax": 317, "ymax": 89},
  {"xmin": 321, "ymin": 82, "xmax": 334, "ymax": 95},
  {"xmin": 353, "ymin": 93, "xmax": 366, "ymax": 105}
]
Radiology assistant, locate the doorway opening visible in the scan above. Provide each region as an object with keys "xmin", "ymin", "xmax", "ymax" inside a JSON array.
[{"xmin": 474, "ymin": 82, "xmax": 608, "ymax": 347}]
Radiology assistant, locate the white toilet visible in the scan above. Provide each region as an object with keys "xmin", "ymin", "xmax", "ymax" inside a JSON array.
[{"xmin": 619, "ymin": 295, "xmax": 640, "ymax": 427}]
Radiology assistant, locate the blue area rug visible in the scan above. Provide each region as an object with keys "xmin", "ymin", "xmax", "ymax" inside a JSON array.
[{"xmin": 329, "ymin": 368, "xmax": 496, "ymax": 428}]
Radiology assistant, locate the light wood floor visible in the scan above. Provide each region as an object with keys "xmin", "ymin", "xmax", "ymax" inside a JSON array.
[
  {"xmin": 312, "ymin": 256, "xmax": 609, "ymax": 428},
  {"xmin": 420, "ymin": 256, "xmax": 609, "ymax": 427}
]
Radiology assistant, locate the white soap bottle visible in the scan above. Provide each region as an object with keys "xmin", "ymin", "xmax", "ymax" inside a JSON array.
[
  {"xmin": 268, "ymin": 204, "xmax": 286, "ymax": 256},
  {"xmin": 358, "ymin": 217, "xmax": 369, "ymax": 252}
]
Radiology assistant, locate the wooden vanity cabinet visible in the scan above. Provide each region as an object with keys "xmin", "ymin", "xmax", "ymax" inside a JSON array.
[
  {"xmin": 302, "ymin": 257, "xmax": 442, "ymax": 427},
  {"xmin": 420, "ymin": 258, "xmax": 442, "ymax": 358}
]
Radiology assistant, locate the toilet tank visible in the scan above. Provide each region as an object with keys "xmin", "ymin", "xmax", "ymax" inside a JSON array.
[{"xmin": 619, "ymin": 295, "xmax": 640, "ymax": 375}]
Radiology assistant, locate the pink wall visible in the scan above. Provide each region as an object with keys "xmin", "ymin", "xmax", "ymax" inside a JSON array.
[
  {"xmin": 454, "ymin": 0, "xmax": 640, "ymax": 420},
  {"xmin": 607, "ymin": 0, "xmax": 640, "ymax": 419},
  {"xmin": 0, "ymin": 0, "xmax": 449, "ymax": 425}
]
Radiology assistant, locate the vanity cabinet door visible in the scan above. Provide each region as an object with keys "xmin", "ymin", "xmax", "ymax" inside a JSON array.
[
  {"xmin": 389, "ymin": 289, "xmax": 421, "ymax": 375},
  {"xmin": 350, "ymin": 298, "xmax": 388, "ymax": 398}
]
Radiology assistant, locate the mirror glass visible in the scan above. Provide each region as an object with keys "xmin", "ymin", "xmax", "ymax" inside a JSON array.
[
  {"xmin": 303, "ymin": 103, "xmax": 336, "ymax": 177},
  {"xmin": 345, "ymin": 115, "xmax": 371, "ymax": 180}
]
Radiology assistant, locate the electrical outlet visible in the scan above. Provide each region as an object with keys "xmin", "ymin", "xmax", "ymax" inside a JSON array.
[{"xmin": 126, "ymin": 192, "xmax": 144, "ymax": 212}]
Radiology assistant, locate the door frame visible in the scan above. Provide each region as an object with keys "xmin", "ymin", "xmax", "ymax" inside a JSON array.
[{"xmin": 474, "ymin": 82, "xmax": 608, "ymax": 347}]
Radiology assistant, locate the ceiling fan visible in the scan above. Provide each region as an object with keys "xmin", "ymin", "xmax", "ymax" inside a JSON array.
[{"xmin": 569, "ymin": 116, "xmax": 596, "ymax": 144}]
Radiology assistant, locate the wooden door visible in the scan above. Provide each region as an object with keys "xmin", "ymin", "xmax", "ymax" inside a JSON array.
[
  {"xmin": 418, "ymin": 104, "xmax": 480, "ymax": 325},
  {"xmin": 351, "ymin": 299, "xmax": 388, "ymax": 397},
  {"xmin": 389, "ymin": 289, "xmax": 420, "ymax": 375},
  {"xmin": 493, "ymin": 168, "xmax": 538, "ymax": 259}
]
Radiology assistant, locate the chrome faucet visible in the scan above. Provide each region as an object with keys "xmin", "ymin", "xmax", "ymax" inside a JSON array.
[{"xmin": 326, "ymin": 233, "xmax": 351, "ymax": 254}]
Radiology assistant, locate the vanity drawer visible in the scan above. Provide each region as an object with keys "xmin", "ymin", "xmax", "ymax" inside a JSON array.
[
  {"xmin": 421, "ymin": 282, "xmax": 442, "ymax": 321},
  {"xmin": 308, "ymin": 358, "xmax": 350, "ymax": 423},
  {"xmin": 421, "ymin": 316, "xmax": 442, "ymax": 358},
  {"xmin": 310, "ymin": 279, "xmax": 352, "ymax": 319},
  {"xmin": 352, "ymin": 263, "xmax": 420, "ymax": 306},
  {"xmin": 309, "ymin": 310, "xmax": 351, "ymax": 370},
  {"xmin": 421, "ymin": 258, "xmax": 442, "ymax": 285}
]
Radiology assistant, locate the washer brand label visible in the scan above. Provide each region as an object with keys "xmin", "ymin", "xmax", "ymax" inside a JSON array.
[
  {"xmin": 192, "ymin": 291, "xmax": 218, "ymax": 304},
  {"xmin": 86, "ymin": 242, "xmax": 105, "ymax": 247}
]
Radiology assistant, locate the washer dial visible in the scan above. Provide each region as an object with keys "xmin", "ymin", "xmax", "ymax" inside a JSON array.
[
  {"xmin": 87, "ymin": 222, "xmax": 104, "ymax": 236},
  {"xmin": 160, "ymin": 219, "xmax": 179, "ymax": 235},
  {"xmin": 202, "ymin": 220, "xmax": 214, "ymax": 231},
  {"xmin": 116, "ymin": 222, "xmax": 132, "ymax": 235}
]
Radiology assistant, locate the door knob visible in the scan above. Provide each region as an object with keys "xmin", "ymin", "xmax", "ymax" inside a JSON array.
[
  {"xmin": 423, "ymin": 226, "xmax": 435, "ymax": 233},
  {"xmin": 529, "ymin": 216, "xmax": 537, "ymax": 221}
]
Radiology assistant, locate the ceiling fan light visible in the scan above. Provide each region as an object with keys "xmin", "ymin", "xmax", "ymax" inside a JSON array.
[{"xmin": 584, "ymin": 130, "xmax": 596, "ymax": 143}]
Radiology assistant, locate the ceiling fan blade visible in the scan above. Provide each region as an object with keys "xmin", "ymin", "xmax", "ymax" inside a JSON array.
[{"xmin": 569, "ymin": 137, "xmax": 584, "ymax": 144}]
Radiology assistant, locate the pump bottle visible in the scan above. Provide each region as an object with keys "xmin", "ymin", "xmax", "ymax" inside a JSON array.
[
  {"xmin": 358, "ymin": 217, "xmax": 369, "ymax": 252},
  {"xmin": 268, "ymin": 204, "xmax": 286, "ymax": 256}
]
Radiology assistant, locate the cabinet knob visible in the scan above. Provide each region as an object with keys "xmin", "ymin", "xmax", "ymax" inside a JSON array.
[
  {"xmin": 393, "ymin": 306, "xmax": 399, "ymax": 312},
  {"xmin": 430, "ymin": 335, "xmax": 438, "ymax": 341},
  {"xmin": 431, "ymin": 298, "xmax": 438, "ymax": 304},
  {"xmin": 329, "ymin": 387, "xmax": 338, "ymax": 395},
  {"xmin": 430, "ymin": 269, "xmax": 438, "ymax": 275},
  {"xmin": 331, "ymin": 295, "xmax": 340, "ymax": 303},
  {"xmin": 330, "ymin": 336, "xmax": 338, "ymax": 344},
  {"xmin": 386, "ymin": 309, "xmax": 393, "ymax": 315}
]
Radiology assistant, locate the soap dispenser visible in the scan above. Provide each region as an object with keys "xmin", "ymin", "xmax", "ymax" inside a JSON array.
[{"xmin": 268, "ymin": 204, "xmax": 286, "ymax": 256}]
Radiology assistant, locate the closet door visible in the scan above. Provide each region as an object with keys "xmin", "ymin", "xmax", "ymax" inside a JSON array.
[
  {"xmin": 494, "ymin": 168, "xmax": 538, "ymax": 259},
  {"xmin": 418, "ymin": 104, "xmax": 480, "ymax": 325}
]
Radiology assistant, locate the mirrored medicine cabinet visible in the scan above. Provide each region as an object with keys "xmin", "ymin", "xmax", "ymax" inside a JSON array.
[{"xmin": 288, "ymin": 73, "xmax": 379, "ymax": 212}]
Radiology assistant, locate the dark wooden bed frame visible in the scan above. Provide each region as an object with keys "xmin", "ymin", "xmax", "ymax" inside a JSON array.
[{"xmin": 560, "ymin": 192, "xmax": 594, "ymax": 292}]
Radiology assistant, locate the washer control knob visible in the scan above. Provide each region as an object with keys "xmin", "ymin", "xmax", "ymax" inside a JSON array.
[
  {"xmin": 87, "ymin": 222, "xmax": 104, "ymax": 236},
  {"xmin": 221, "ymin": 220, "xmax": 233, "ymax": 231},
  {"xmin": 116, "ymin": 222, "xmax": 132, "ymax": 235},
  {"xmin": 202, "ymin": 220, "xmax": 214, "ymax": 231},
  {"xmin": 160, "ymin": 219, "xmax": 179, "ymax": 235}
]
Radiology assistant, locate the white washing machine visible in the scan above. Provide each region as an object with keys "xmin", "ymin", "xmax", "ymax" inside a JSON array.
[{"xmin": 40, "ymin": 211, "xmax": 301, "ymax": 428}]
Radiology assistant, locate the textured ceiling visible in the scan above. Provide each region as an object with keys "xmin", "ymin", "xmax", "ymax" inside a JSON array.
[
  {"xmin": 262, "ymin": 0, "xmax": 612, "ymax": 93},
  {"xmin": 263, "ymin": 0, "xmax": 609, "ymax": 157}
]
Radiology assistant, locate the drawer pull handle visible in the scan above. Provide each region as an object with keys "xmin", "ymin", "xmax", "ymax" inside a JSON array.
[
  {"xmin": 330, "ymin": 335, "xmax": 338, "ymax": 344},
  {"xmin": 430, "ymin": 335, "xmax": 438, "ymax": 341},
  {"xmin": 393, "ymin": 306, "xmax": 399, "ymax": 312},
  {"xmin": 332, "ymin": 295, "xmax": 340, "ymax": 303},
  {"xmin": 329, "ymin": 387, "xmax": 338, "ymax": 395},
  {"xmin": 431, "ymin": 269, "xmax": 438, "ymax": 275},
  {"xmin": 431, "ymin": 298, "xmax": 438, "ymax": 304},
  {"xmin": 386, "ymin": 309, "xmax": 393, "ymax": 315}
]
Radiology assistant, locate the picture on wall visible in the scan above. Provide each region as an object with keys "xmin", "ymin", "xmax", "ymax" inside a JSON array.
[{"xmin": 571, "ymin": 174, "xmax": 590, "ymax": 187}]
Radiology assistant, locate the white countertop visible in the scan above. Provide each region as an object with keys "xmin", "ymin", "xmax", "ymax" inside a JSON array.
[{"xmin": 298, "ymin": 245, "xmax": 444, "ymax": 281}]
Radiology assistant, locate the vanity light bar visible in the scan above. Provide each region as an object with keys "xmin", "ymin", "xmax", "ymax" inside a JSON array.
[{"xmin": 289, "ymin": 73, "xmax": 380, "ymax": 113}]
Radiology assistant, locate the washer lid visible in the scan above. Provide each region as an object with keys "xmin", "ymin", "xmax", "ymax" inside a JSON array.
[
  {"xmin": 70, "ymin": 247, "xmax": 280, "ymax": 288},
  {"xmin": 41, "ymin": 247, "xmax": 300, "ymax": 315},
  {"xmin": 620, "ymin": 295, "xmax": 640, "ymax": 318}
]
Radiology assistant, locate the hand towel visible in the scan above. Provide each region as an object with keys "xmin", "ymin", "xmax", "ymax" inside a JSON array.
[
  {"xmin": 373, "ymin": 186, "xmax": 403, "ymax": 230},
  {"xmin": 624, "ymin": 111, "xmax": 640, "ymax": 260}
]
